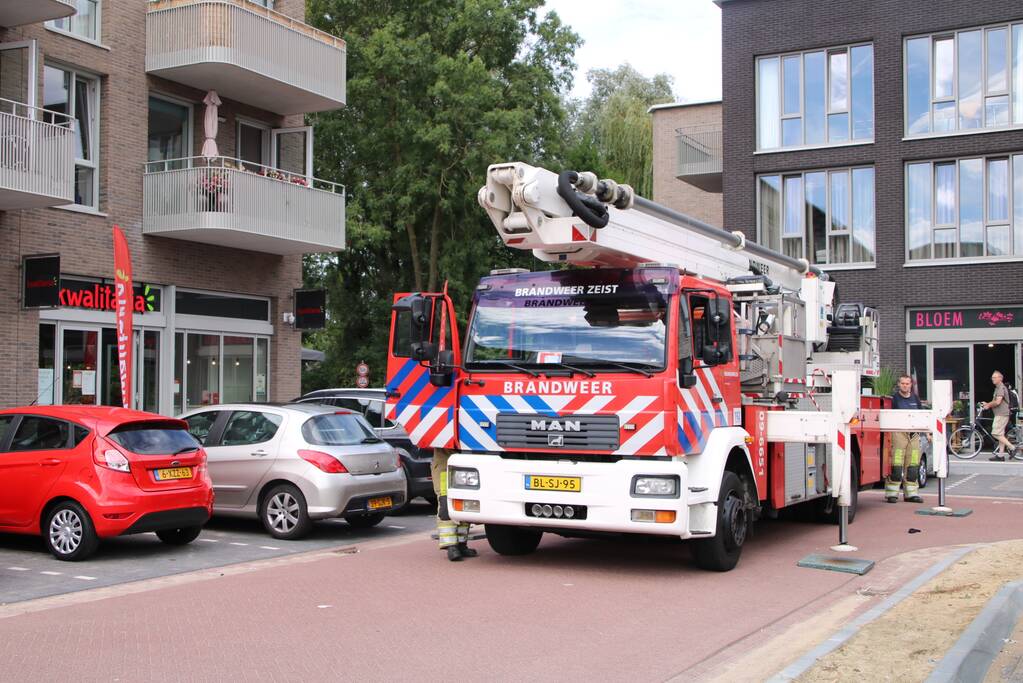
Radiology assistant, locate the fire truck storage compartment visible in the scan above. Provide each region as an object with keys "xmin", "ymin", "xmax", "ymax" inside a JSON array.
[{"xmin": 783, "ymin": 442, "xmax": 829, "ymax": 503}]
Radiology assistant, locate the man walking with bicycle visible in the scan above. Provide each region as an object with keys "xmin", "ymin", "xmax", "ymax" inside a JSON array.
[
  {"xmin": 885, "ymin": 374, "xmax": 924, "ymax": 504},
  {"xmin": 983, "ymin": 371, "xmax": 1015, "ymax": 462}
]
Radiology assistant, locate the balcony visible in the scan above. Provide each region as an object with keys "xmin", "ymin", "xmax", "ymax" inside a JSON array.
[
  {"xmin": 143, "ymin": 156, "xmax": 345, "ymax": 255},
  {"xmin": 0, "ymin": 99, "xmax": 75, "ymax": 210},
  {"xmin": 0, "ymin": 0, "xmax": 76, "ymax": 28},
  {"xmin": 676, "ymin": 125, "xmax": 722, "ymax": 193},
  {"xmin": 146, "ymin": 0, "xmax": 346, "ymax": 115}
]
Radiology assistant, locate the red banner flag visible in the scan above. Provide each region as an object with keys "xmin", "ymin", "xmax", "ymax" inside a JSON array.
[{"xmin": 112, "ymin": 226, "xmax": 134, "ymax": 409}]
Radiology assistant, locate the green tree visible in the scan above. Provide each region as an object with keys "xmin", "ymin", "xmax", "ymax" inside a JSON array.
[
  {"xmin": 565, "ymin": 64, "xmax": 675, "ymax": 198},
  {"xmin": 303, "ymin": 0, "xmax": 579, "ymax": 390}
]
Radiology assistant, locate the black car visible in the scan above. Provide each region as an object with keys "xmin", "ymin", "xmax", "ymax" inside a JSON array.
[{"xmin": 295, "ymin": 388, "xmax": 436, "ymax": 506}]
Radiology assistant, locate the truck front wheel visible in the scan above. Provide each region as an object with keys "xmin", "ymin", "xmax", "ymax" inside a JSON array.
[
  {"xmin": 485, "ymin": 524, "xmax": 543, "ymax": 556},
  {"xmin": 691, "ymin": 471, "xmax": 747, "ymax": 572}
]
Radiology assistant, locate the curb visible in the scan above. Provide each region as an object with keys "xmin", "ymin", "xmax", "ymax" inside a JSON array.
[
  {"xmin": 925, "ymin": 579, "xmax": 1023, "ymax": 683},
  {"xmin": 767, "ymin": 545, "xmax": 977, "ymax": 682},
  {"xmin": 949, "ymin": 460, "xmax": 1023, "ymax": 477}
]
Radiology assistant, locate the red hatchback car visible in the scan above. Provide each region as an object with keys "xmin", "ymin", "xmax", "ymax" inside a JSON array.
[{"xmin": 0, "ymin": 406, "xmax": 214, "ymax": 561}]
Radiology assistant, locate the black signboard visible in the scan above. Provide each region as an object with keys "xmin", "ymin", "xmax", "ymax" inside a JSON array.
[
  {"xmin": 295, "ymin": 289, "xmax": 326, "ymax": 329},
  {"xmin": 909, "ymin": 306, "xmax": 1023, "ymax": 330},
  {"xmin": 23, "ymin": 255, "xmax": 60, "ymax": 308}
]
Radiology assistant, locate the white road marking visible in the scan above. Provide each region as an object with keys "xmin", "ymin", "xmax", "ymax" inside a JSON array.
[
  {"xmin": 229, "ymin": 542, "xmax": 248, "ymax": 546},
  {"xmin": 199, "ymin": 538, "xmax": 219, "ymax": 543},
  {"xmin": 40, "ymin": 571, "xmax": 62, "ymax": 576},
  {"xmin": 946, "ymin": 473, "xmax": 979, "ymax": 491},
  {"xmin": 387, "ymin": 525, "xmax": 406, "ymax": 529},
  {"xmin": 259, "ymin": 546, "xmax": 280, "ymax": 550},
  {"xmin": 73, "ymin": 575, "xmax": 96, "ymax": 581},
  {"xmin": 317, "ymin": 604, "xmax": 332, "ymax": 609},
  {"xmin": 7, "ymin": 567, "xmax": 30, "ymax": 572}
]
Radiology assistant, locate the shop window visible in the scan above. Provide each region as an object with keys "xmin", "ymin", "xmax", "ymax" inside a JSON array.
[
  {"xmin": 256, "ymin": 338, "xmax": 268, "ymax": 402},
  {"xmin": 223, "ymin": 337, "xmax": 254, "ymax": 403},
  {"xmin": 186, "ymin": 334, "xmax": 221, "ymax": 408},
  {"xmin": 179, "ymin": 333, "xmax": 270, "ymax": 408},
  {"xmin": 38, "ymin": 324, "xmax": 56, "ymax": 406},
  {"xmin": 174, "ymin": 332, "xmax": 184, "ymax": 415},
  {"xmin": 909, "ymin": 345, "xmax": 929, "ymax": 401}
]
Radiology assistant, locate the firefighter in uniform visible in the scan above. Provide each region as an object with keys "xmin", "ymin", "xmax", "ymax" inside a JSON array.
[
  {"xmin": 432, "ymin": 448, "xmax": 476, "ymax": 561},
  {"xmin": 886, "ymin": 373, "xmax": 924, "ymax": 504}
]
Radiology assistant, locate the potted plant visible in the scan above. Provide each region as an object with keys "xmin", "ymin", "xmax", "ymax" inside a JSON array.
[
  {"xmin": 871, "ymin": 367, "xmax": 898, "ymax": 399},
  {"xmin": 199, "ymin": 170, "xmax": 229, "ymax": 211}
]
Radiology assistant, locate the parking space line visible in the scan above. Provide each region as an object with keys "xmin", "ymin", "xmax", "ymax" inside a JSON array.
[
  {"xmin": 259, "ymin": 546, "xmax": 280, "ymax": 550},
  {"xmin": 229, "ymin": 542, "xmax": 249, "ymax": 546},
  {"xmin": 7, "ymin": 567, "xmax": 30, "ymax": 572},
  {"xmin": 73, "ymin": 576, "xmax": 96, "ymax": 581},
  {"xmin": 199, "ymin": 538, "xmax": 219, "ymax": 543},
  {"xmin": 39, "ymin": 571, "xmax": 62, "ymax": 576},
  {"xmin": 387, "ymin": 525, "xmax": 406, "ymax": 529}
]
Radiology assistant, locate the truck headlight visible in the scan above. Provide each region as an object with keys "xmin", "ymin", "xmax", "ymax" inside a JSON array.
[
  {"xmin": 632, "ymin": 475, "xmax": 679, "ymax": 497},
  {"xmin": 449, "ymin": 467, "xmax": 480, "ymax": 489}
]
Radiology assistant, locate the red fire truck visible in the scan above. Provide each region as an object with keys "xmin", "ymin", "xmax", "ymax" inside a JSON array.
[{"xmin": 385, "ymin": 162, "xmax": 951, "ymax": 571}]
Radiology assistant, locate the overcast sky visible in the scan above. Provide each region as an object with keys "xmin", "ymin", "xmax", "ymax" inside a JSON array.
[{"xmin": 542, "ymin": 0, "xmax": 722, "ymax": 104}]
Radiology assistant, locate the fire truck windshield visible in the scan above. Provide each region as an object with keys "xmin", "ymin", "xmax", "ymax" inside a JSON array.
[{"xmin": 465, "ymin": 269, "xmax": 673, "ymax": 370}]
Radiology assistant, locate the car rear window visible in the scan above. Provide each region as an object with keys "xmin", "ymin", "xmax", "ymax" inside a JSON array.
[
  {"xmin": 301, "ymin": 413, "xmax": 377, "ymax": 446},
  {"xmin": 108, "ymin": 421, "xmax": 201, "ymax": 455}
]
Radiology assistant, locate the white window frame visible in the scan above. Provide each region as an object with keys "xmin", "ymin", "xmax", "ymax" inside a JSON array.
[
  {"xmin": 904, "ymin": 154, "xmax": 1023, "ymax": 265},
  {"xmin": 47, "ymin": 0, "xmax": 102, "ymax": 46},
  {"xmin": 236, "ymin": 117, "xmax": 271, "ymax": 168},
  {"xmin": 177, "ymin": 331, "xmax": 272, "ymax": 410},
  {"xmin": 756, "ymin": 165, "xmax": 876, "ymax": 268},
  {"xmin": 904, "ymin": 21, "xmax": 1023, "ymax": 139},
  {"xmin": 46, "ymin": 63, "xmax": 100, "ymax": 210},
  {"xmin": 148, "ymin": 92, "xmax": 194, "ymax": 169},
  {"xmin": 755, "ymin": 42, "xmax": 874, "ymax": 152}
]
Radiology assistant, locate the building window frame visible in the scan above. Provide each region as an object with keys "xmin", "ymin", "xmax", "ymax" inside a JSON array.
[
  {"xmin": 755, "ymin": 42, "xmax": 874, "ymax": 152},
  {"xmin": 147, "ymin": 92, "xmax": 194, "ymax": 171},
  {"xmin": 756, "ymin": 165, "xmax": 876, "ymax": 268},
  {"xmin": 47, "ymin": 0, "xmax": 102, "ymax": 45},
  {"xmin": 904, "ymin": 21, "xmax": 1023, "ymax": 138},
  {"xmin": 905, "ymin": 153, "xmax": 1023, "ymax": 264},
  {"xmin": 43, "ymin": 63, "xmax": 100, "ymax": 211}
]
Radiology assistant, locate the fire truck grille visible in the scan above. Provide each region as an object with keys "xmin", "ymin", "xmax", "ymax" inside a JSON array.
[{"xmin": 496, "ymin": 414, "xmax": 620, "ymax": 450}]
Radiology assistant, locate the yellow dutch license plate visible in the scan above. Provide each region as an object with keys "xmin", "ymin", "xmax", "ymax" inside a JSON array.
[
  {"xmin": 524, "ymin": 475, "xmax": 581, "ymax": 493},
  {"xmin": 155, "ymin": 467, "xmax": 192, "ymax": 481},
  {"xmin": 368, "ymin": 496, "xmax": 392, "ymax": 510}
]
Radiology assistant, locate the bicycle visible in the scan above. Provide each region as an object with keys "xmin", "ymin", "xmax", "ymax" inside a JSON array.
[{"xmin": 950, "ymin": 406, "xmax": 1022, "ymax": 460}]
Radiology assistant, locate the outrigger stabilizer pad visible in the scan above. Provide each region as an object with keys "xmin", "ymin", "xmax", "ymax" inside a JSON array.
[
  {"xmin": 798, "ymin": 553, "xmax": 875, "ymax": 575},
  {"xmin": 915, "ymin": 507, "xmax": 973, "ymax": 517}
]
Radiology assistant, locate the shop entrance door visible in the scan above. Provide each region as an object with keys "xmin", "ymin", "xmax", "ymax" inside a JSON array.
[
  {"xmin": 973, "ymin": 342, "xmax": 1018, "ymax": 409},
  {"xmin": 932, "ymin": 346, "xmax": 973, "ymax": 413},
  {"xmin": 60, "ymin": 326, "xmax": 101, "ymax": 405}
]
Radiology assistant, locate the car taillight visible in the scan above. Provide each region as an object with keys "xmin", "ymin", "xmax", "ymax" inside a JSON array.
[
  {"xmin": 94, "ymin": 446, "xmax": 130, "ymax": 473},
  {"xmin": 298, "ymin": 449, "xmax": 348, "ymax": 473}
]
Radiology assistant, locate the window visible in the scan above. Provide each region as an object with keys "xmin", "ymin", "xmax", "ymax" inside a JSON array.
[
  {"xmin": 758, "ymin": 167, "xmax": 875, "ymax": 266},
  {"xmin": 757, "ymin": 44, "xmax": 873, "ymax": 151},
  {"xmin": 10, "ymin": 417, "xmax": 70, "ymax": 451},
  {"xmin": 0, "ymin": 415, "xmax": 13, "ymax": 450},
  {"xmin": 220, "ymin": 411, "xmax": 282, "ymax": 446},
  {"xmin": 108, "ymin": 422, "xmax": 200, "ymax": 455},
  {"xmin": 49, "ymin": 0, "xmax": 100, "ymax": 42},
  {"xmin": 906, "ymin": 23, "xmax": 1023, "ymax": 136},
  {"xmin": 179, "ymin": 333, "xmax": 271, "ymax": 409},
  {"xmin": 247, "ymin": 0, "xmax": 274, "ymax": 7},
  {"xmin": 238, "ymin": 121, "xmax": 269, "ymax": 172},
  {"xmin": 148, "ymin": 96, "xmax": 191, "ymax": 170},
  {"xmin": 185, "ymin": 411, "xmax": 221, "ymax": 444},
  {"xmin": 906, "ymin": 155, "xmax": 1023, "ymax": 261},
  {"xmin": 44, "ymin": 65, "xmax": 99, "ymax": 209},
  {"xmin": 301, "ymin": 413, "xmax": 377, "ymax": 447}
]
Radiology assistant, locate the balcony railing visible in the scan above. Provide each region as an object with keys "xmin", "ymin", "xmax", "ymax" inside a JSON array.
[
  {"xmin": 0, "ymin": 99, "xmax": 75, "ymax": 210},
  {"xmin": 676, "ymin": 125, "xmax": 722, "ymax": 193},
  {"xmin": 0, "ymin": 0, "xmax": 76, "ymax": 28},
  {"xmin": 146, "ymin": 0, "xmax": 346, "ymax": 115},
  {"xmin": 143, "ymin": 156, "xmax": 345, "ymax": 255}
]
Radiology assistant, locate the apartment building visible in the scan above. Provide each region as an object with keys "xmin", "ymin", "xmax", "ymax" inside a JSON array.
[
  {"xmin": 0, "ymin": 0, "xmax": 345, "ymax": 413},
  {"xmin": 658, "ymin": 0, "xmax": 1023, "ymax": 414},
  {"xmin": 650, "ymin": 100, "xmax": 723, "ymax": 227}
]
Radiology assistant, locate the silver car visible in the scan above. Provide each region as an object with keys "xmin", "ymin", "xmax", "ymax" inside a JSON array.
[{"xmin": 179, "ymin": 403, "xmax": 406, "ymax": 539}]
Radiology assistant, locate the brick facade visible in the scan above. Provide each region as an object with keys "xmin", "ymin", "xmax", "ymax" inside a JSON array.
[
  {"xmin": 0, "ymin": 0, "xmax": 321, "ymax": 410},
  {"xmin": 650, "ymin": 102, "xmax": 724, "ymax": 227},
  {"xmin": 721, "ymin": 0, "xmax": 1023, "ymax": 379}
]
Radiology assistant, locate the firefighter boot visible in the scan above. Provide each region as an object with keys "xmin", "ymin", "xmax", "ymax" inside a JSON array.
[
  {"xmin": 903, "ymin": 438, "xmax": 923, "ymax": 503},
  {"xmin": 885, "ymin": 444, "xmax": 904, "ymax": 503},
  {"xmin": 446, "ymin": 545, "xmax": 464, "ymax": 562},
  {"xmin": 456, "ymin": 523, "xmax": 477, "ymax": 557}
]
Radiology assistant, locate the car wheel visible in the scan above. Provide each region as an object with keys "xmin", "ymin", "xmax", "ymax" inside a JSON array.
[
  {"xmin": 485, "ymin": 524, "xmax": 543, "ymax": 556},
  {"xmin": 260, "ymin": 484, "xmax": 312, "ymax": 540},
  {"xmin": 917, "ymin": 455, "xmax": 928, "ymax": 489},
  {"xmin": 156, "ymin": 526, "xmax": 202, "ymax": 545},
  {"xmin": 344, "ymin": 512, "xmax": 386, "ymax": 529},
  {"xmin": 691, "ymin": 471, "xmax": 748, "ymax": 572},
  {"xmin": 44, "ymin": 500, "xmax": 99, "ymax": 562}
]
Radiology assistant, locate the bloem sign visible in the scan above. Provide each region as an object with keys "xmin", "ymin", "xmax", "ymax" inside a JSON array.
[{"xmin": 909, "ymin": 307, "xmax": 1022, "ymax": 330}]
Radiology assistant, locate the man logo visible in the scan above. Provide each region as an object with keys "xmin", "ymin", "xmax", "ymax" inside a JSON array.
[
  {"xmin": 548, "ymin": 434, "xmax": 565, "ymax": 447},
  {"xmin": 530, "ymin": 419, "xmax": 581, "ymax": 432}
]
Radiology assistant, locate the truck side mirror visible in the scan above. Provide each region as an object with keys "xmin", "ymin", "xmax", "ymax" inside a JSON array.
[
  {"xmin": 678, "ymin": 356, "xmax": 697, "ymax": 388},
  {"xmin": 430, "ymin": 349, "xmax": 455, "ymax": 386},
  {"xmin": 411, "ymin": 340, "xmax": 439, "ymax": 362}
]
